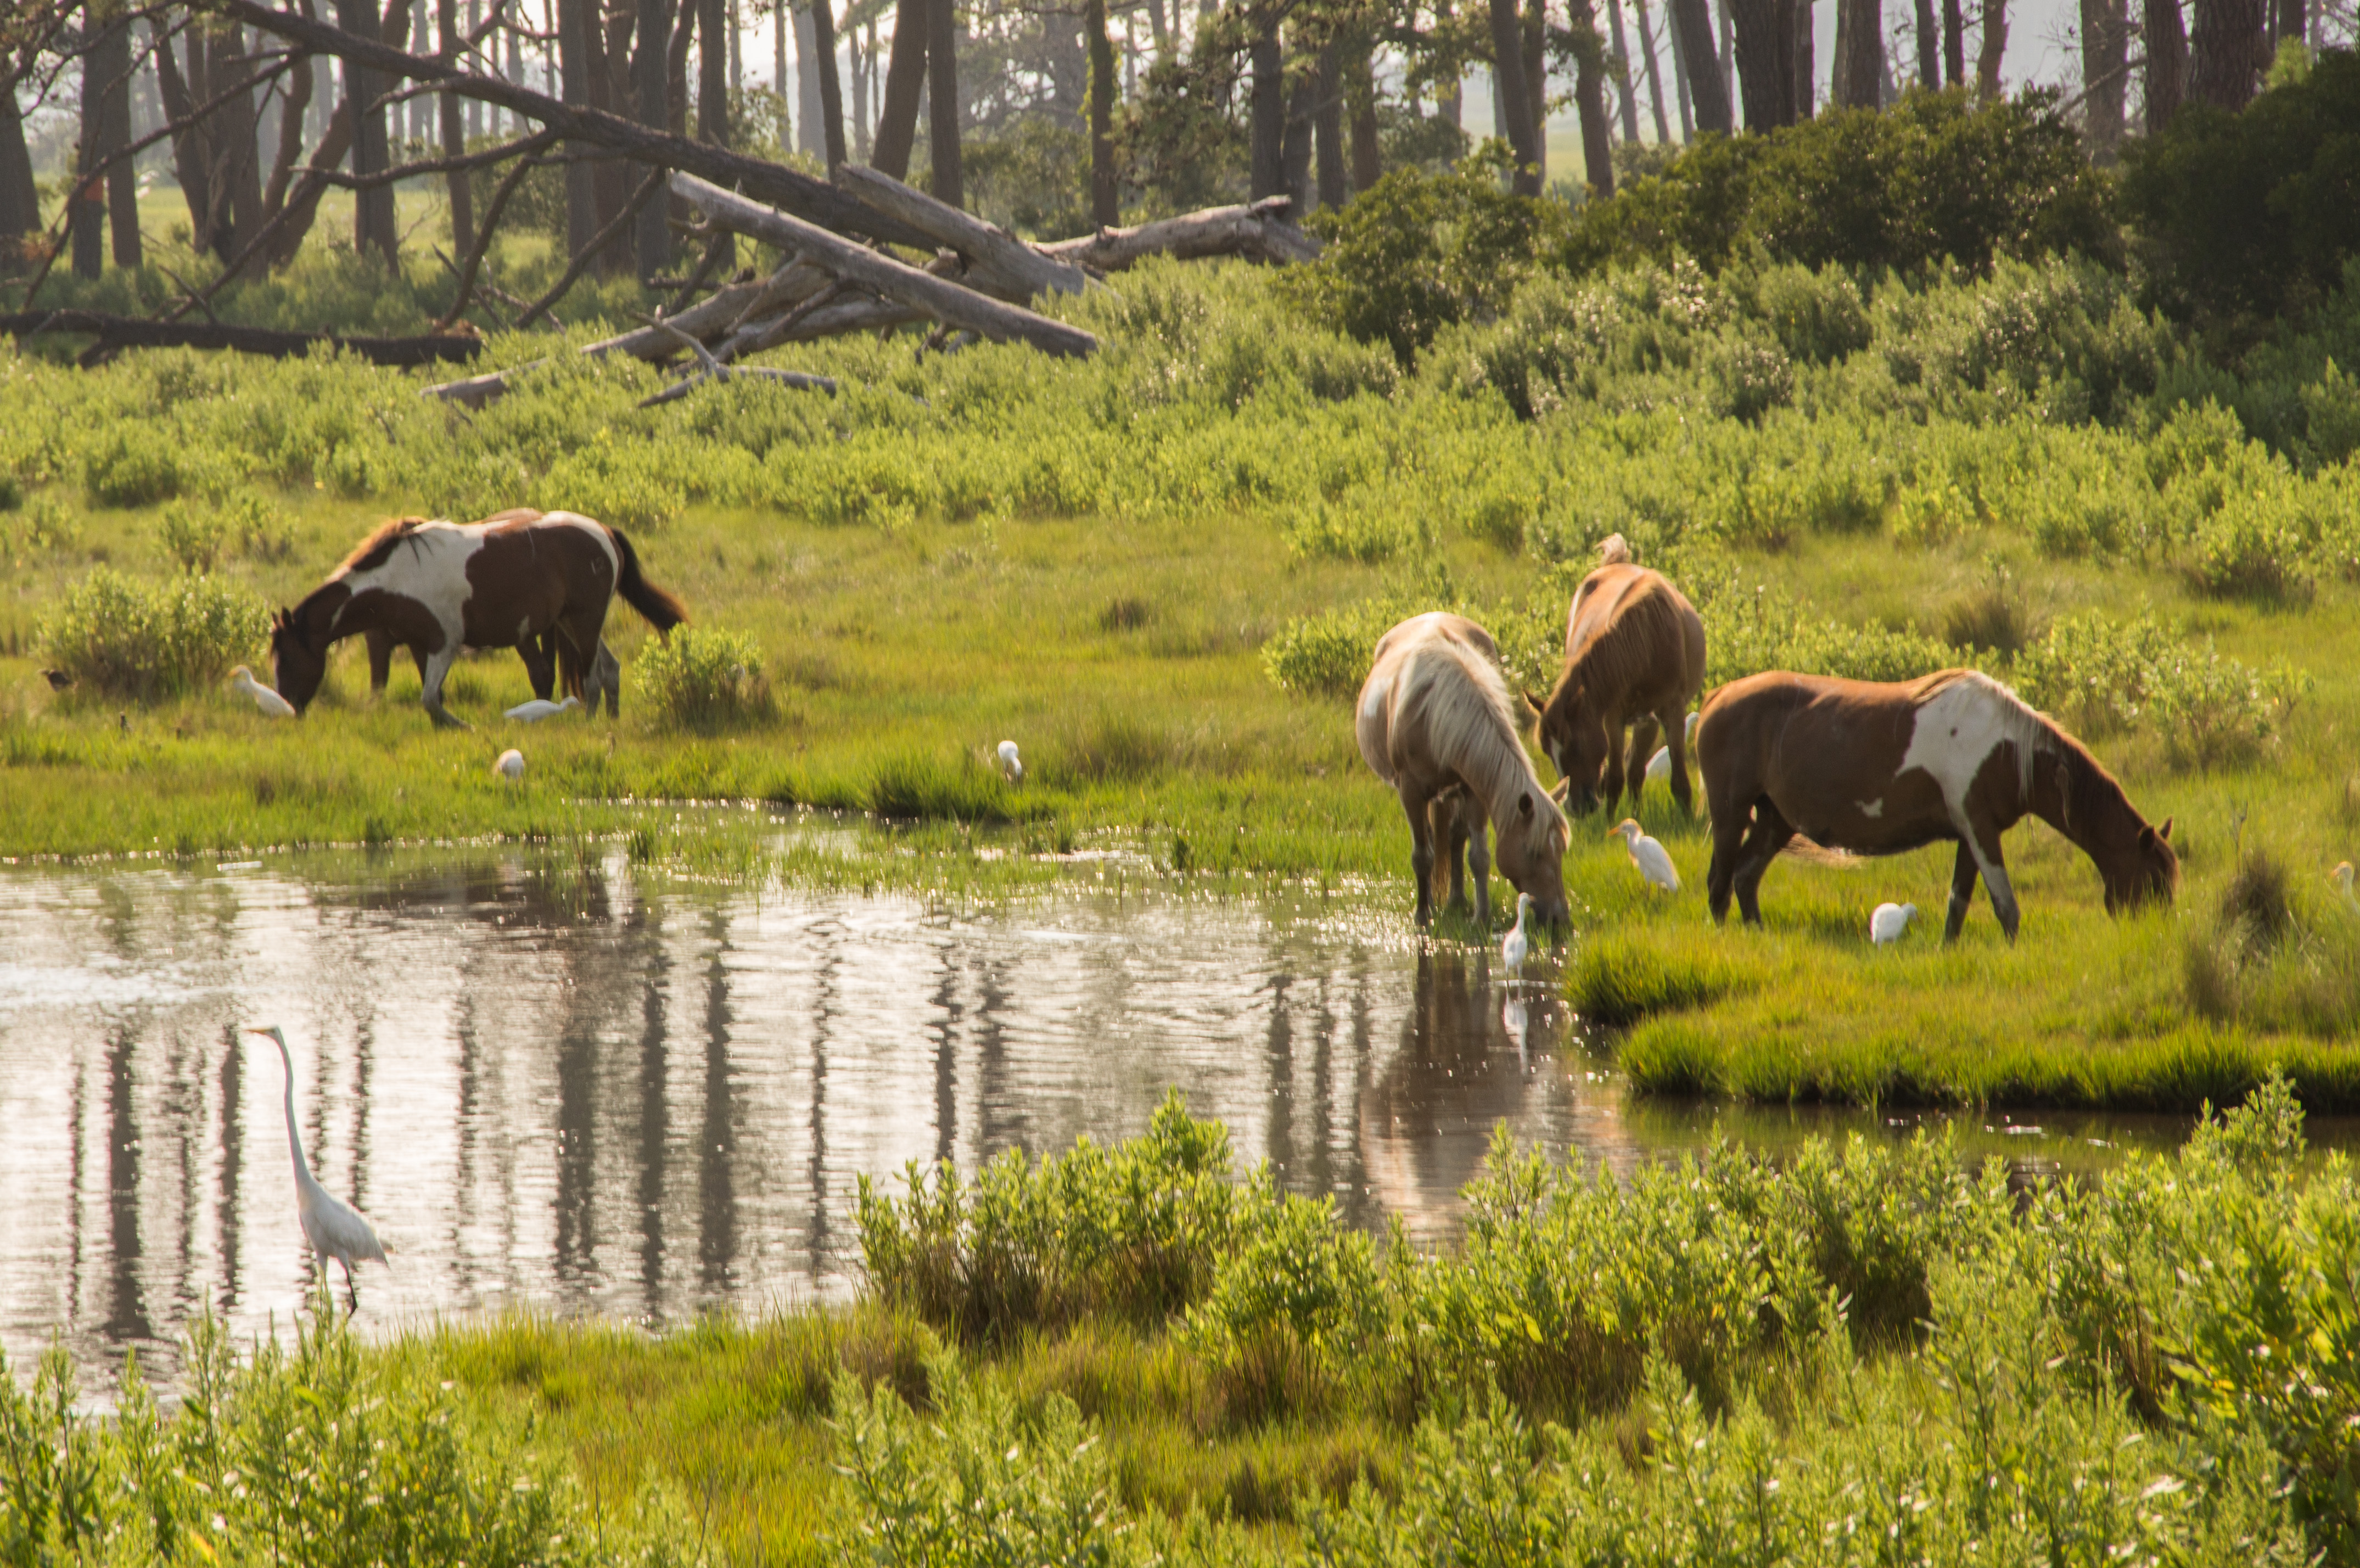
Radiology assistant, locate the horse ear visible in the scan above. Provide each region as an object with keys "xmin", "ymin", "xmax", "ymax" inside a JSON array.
[
  {"xmin": 1522, "ymin": 689, "xmax": 1545, "ymax": 718},
  {"xmin": 2159, "ymin": 816, "xmax": 2173, "ymax": 842}
]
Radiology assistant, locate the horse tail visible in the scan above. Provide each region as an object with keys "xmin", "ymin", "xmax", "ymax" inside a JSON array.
[{"xmin": 608, "ymin": 526, "xmax": 689, "ymax": 633}]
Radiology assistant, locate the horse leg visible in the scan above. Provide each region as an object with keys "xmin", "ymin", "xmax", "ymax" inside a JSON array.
[
  {"xmin": 365, "ymin": 630, "xmax": 393, "ymax": 700},
  {"xmin": 1732, "ymin": 800, "xmax": 1796, "ymax": 927},
  {"xmin": 1465, "ymin": 800, "xmax": 1493, "ymax": 929},
  {"xmin": 421, "ymin": 648, "xmax": 469, "ymax": 729},
  {"xmin": 1601, "ymin": 718, "xmax": 1629, "ymax": 817},
  {"xmin": 1966, "ymin": 825, "xmax": 2021, "ymax": 941},
  {"xmin": 518, "ymin": 633, "xmax": 558, "ymax": 701},
  {"xmin": 1432, "ymin": 796, "xmax": 1470, "ymax": 916},
  {"xmin": 1661, "ymin": 701, "xmax": 1695, "ymax": 818},
  {"xmin": 1404, "ymin": 787, "xmax": 1438, "ymax": 928},
  {"xmin": 1707, "ymin": 801, "xmax": 1748, "ymax": 925},
  {"xmin": 592, "ymin": 640, "xmax": 620, "ymax": 717},
  {"xmin": 1943, "ymin": 840, "xmax": 1980, "ymax": 942},
  {"xmin": 1625, "ymin": 712, "xmax": 1661, "ymax": 817}
]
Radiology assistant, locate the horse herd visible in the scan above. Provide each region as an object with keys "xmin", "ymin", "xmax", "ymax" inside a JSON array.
[{"xmin": 1355, "ymin": 551, "xmax": 2182, "ymax": 943}]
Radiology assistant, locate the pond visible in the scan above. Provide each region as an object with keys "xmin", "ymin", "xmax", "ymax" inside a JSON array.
[{"xmin": 0, "ymin": 839, "xmax": 2239, "ymax": 1391}]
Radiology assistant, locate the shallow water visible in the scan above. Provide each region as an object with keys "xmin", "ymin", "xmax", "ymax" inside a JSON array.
[{"xmin": 0, "ymin": 842, "xmax": 2271, "ymax": 1392}]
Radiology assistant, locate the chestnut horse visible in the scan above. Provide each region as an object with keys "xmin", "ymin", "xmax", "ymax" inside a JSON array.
[
  {"xmin": 1528, "ymin": 564, "xmax": 1707, "ymax": 818},
  {"xmin": 1698, "ymin": 668, "xmax": 2178, "ymax": 940},
  {"xmin": 1358, "ymin": 612, "xmax": 1572, "ymax": 929},
  {"xmin": 271, "ymin": 509, "xmax": 685, "ymax": 727}
]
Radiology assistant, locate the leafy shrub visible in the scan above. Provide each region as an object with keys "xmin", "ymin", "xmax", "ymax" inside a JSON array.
[
  {"xmin": 1184, "ymin": 1182, "xmax": 1381, "ymax": 1421},
  {"xmin": 82, "ymin": 425, "xmax": 190, "ymax": 507},
  {"xmin": 634, "ymin": 627, "xmax": 770, "ymax": 729},
  {"xmin": 158, "ymin": 498, "xmax": 229, "ymax": 573},
  {"xmin": 38, "ymin": 568, "xmax": 267, "ymax": 702},
  {"xmin": 1751, "ymin": 261, "xmax": 1873, "ymax": 364},
  {"xmin": 1261, "ymin": 597, "xmax": 1406, "ymax": 698},
  {"xmin": 961, "ymin": 115, "xmax": 1090, "ymax": 239},
  {"xmin": 0, "ymin": 495, "xmax": 80, "ymax": 564},
  {"xmin": 2014, "ymin": 609, "xmax": 2306, "ymax": 767}
]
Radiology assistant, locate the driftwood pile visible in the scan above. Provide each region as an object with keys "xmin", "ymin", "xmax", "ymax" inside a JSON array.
[{"xmin": 425, "ymin": 167, "xmax": 1319, "ymax": 410}]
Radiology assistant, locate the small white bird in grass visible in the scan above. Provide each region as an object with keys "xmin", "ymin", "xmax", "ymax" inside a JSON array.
[
  {"xmin": 1501, "ymin": 892, "xmax": 1534, "ymax": 973},
  {"xmin": 227, "ymin": 665, "xmax": 296, "ymax": 718},
  {"xmin": 242, "ymin": 1026, "xmax": 388, "ymax": 1311},
  {"xmin": 1644, "ymin": 712, "xmax": 1703, "ymax": 786},
  {"xmin": 1608, "ymin": 818, "xmax": 1681, "ymax": 891},
  {"xmin": 2335, "ymin": 861, "xmax": 2358, "ymax": 911},
  {"xmin": 1870, "ymin": 901, "xmax": 1918, "ymax": 946},
  {"xmin": 504, "ymin": 695, "xmax": 581, "ymax": 723},
  {"xmin": 494, "ymin": 748, "xmax": 525, "ymax": 780},
  {"xmin": 997, "ymin": 740, "xmax": 1024, "ymax": 784}
]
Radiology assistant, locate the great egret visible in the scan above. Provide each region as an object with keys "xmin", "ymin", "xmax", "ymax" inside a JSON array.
[
  {"xmin": 504, "ymin": 695, "xmax": 581, "ymax": 723},
  {"xmin": 1501, "ymin": 892, "xmax": 1533, "ymax": 973},
  {"xmin": 997, "ymin": 740, "xmax": 1024, "ymax": 784},
  {"xmin": 241, "ymin": 1026, "xmax": 387, "ymax": 1311},
  {"xmin": 1871, "ymin": 901, "xmax": 1918, "ymax": 945},
  {"xmin": 2335, "ymin": 862, "xmax": 2357, "ymax": 912},
  {"xmin": 494, "ymin": 748, "xmax": 525, "ymax": 780},
  {"xmin": 1608, "ymin": 818, "xmax": 1681, "ymax": 892},
  {"xmin": 1644, "ymin": 712, "xmax": 1702, "ymax": 786},
  {"xmin": 227, "ymin": 665, "xmax": 296, "ymax": 718}
]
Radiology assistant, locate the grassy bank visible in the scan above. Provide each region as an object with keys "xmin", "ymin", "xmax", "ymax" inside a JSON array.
[{"xmin": 13, "ymin": 1092, "xmax": 2358, "ymax": 1565}]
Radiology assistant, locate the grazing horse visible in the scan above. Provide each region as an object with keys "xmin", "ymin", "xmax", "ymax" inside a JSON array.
[
  {"xmin": 1358, "ymin": 612, "xmax": 1572, "ymax": 929},
  {"xmin": 1698, "ymin": 668, "xmax": 2178, "ymax": 940},
  {"xmin": 363, "ymin": 626, "xmax": 623, "ymax": 715},
  {"xmin": 271, "ymin": 509, "xmax": 684, "ymax": 728},
  {"xmin": 1529, "ymin": 564, "xmax": 1707, "ymax": 818}
]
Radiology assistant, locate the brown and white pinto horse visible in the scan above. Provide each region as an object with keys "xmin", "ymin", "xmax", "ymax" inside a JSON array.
[
  {"xmin": 272, "ymin": 509, "xmax": 685, "ymax": 728},
  {"xmin": 1358, "ymin": 612, "xmax": 1572, "ymax": 929},
  {"xmin": 1698, "ymin": 668, "xmax": 2178, "ymax": 940},
  {"xmin": 1528, "ymin": 564, "xmax": 1707, "ymax": 818}
]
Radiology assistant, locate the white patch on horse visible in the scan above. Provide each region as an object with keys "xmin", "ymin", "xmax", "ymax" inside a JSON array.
[
  {"xmin": 1856, "ymin": 797, "xmax": 1883, "ymax": 818},
  {"xmin": 334, "ymin": 521, "xmax": 484, "ymax": 654},
  {"xmin": 517, "ymin": 616, "xmax": 532, "ymax": 641},
  {"xmin": 1896, "ymin": 673, "xmax": 2044, "ymax": 836},
  {"xmin": 1360, "ymin": 676, "xmax": 1390, "ymax": 721}
]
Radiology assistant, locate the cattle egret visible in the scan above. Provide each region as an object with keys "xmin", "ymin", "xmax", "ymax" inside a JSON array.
[
  {"xmin": 2336, "ymin": 862, "xmax": 2358, "ymax": 911},
  {"xmin": 504, "ymin": 695, "xmax": 582, "ymax": 722},
  {"xmin": 1502, "ymin": 995, "xmax": 1529, "ymax": 1063},
  {"xmin": 242, "ymin": 1026, "xmax": 388, "ymax": 1311},
  {"xmin": 494, "ymin": 748, "xmax": 525, "ymax": 780},
  {"xmin": 1608, "ymin": 818, "xmax": 1681, "ymax": 891},
  {"xmin": 1501, "ymin": 892, "xmax": 1533, "ymax": 973},
  {"xmin": 1645, "ymin": 712, "xmax": 1702, "ymax": 786},
  {"xmin": 998, "ymin": 740, "xmax": 1024, "ymax": 784},
  {"xmin": 1871, "ymin": 901, "xmax": 1918, "ymax": 945},
  {"xmin": 227, "ymin": 665, "xmax": 296, "ymax": 718}
]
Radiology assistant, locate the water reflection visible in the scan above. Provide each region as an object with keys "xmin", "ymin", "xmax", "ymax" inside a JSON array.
[{"xmin": 0, "ymin": 846, "xmax": 2283, "ymax": 1392}]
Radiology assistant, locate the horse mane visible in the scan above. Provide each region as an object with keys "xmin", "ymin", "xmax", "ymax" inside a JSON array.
[
  {"xmin": 1545, "ymin": 567, "xmax": 1685, "ymax": 710},
  {"xmin": 1404, "ymin": 633, "xmax": 1567, "ymax": 859},
  {"xmin": 336, "ymin": 516, "xmax": 431, "ymax": 576}
]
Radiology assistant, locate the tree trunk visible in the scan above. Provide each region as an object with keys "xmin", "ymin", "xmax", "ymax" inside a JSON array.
[
  {"xmin": 1833, "ymin": 0, "xmax": 1881, "ymax": 105},
  {"xmin": 1565, "ymin": 0, "xmax": 1615, "ymax": 190},
  {"xmin": 1086, "ymin": 0, "xmax": 1117, "ymax": 221},
  {"xmin": 1524, "ymin": 0, "xmax": 1547, "ymax": 179},
  {"xmin": 812, "ymin": 1, "xmax": 845, "ymax": 168},
  {"xmin": 2270, "ymin": 0, "xmax": 2301, "ymax": 49},
  {"xmin": 1666, "ymin": 0, "xmax": 1697, "ymax": 134},
  {"xmin": 1344, "ymin": 32, "xmax": 1381, "ymax": 189},
  {"xmin": 2188, "ymin": 0, "xmax": 2264, "ymax": 108},
  {"xmin": 2079, "ymin": 0, "xmax": 2124, "ymax": 156},
  {"xmin": 1669, "ymin": 0, "xmax": 1733, "ymax": 130},
  {"xmin": 698, "ymin": 0, "xmax": 728, "ymax": 143},
  {"xmin": 635, "ymin": 0, "xmax": 674, "ymax": 274},
  {"xmin": 151, "ymin": 23, "xmax": 217, "ymax": 252},
  {"xmin": 1634, "ymin": 0, "xmax": 1674, "ymax": 140},
  {"xmin": 667, "ymin": 0, "xmax": 695, "ymax": 136},
  {"xmin": 872, "ymin": 0, "xmax": 925, "ymax": 176},
  {"xmin": 1719, "ymin": 0, "xmax": 1734, "ymax": 77},
  {"xmin": 1314, "ymin": 43, "xmax": 1347, "ymax": 207},
  {"xmin": 1607, "ymin": 0, "xmax": 1644, "ymax": 140},
  {"xmin": 789, "ymin": 1, "xmax": 812, "ymax": 152},
  {"xmin": 1489, "ymin": 0, "xmax": 1543, "ymax": 194},
  {"xmin": 848, "ymin": 23, "xmax": 867, "ymax": 156},
  {"xmin": 1911, "ymin": 0, "xmax": 1938, "ymax": 82},
  {"xmin": 560, "ymin": 0, "xmax": 597, "ymax": 254},
  {"xmin": 75, "ymin": 16, "xmax": 137, "ymax": 275},
  {"xmin": 210, "ymin": 26, "xmax": 268, "ymax": 262},
  {"xmin": 261, "ymin": 28, "xmax": 316, "ymax": 221},
  {"xmin": 2144, "ymin": 0, "xmax": 2187, "ymax": 127},
  {"xmin": 438, "ymin": 0, "xmax": 474, "ymax": 254},
  {"xmin": 1729, "ymin": 0, "xmax": 1796, "ymax": 126},
  {"xmin": 1281, "ymin": 55, "xmax": 1315, "ymax": 211},
  {"xmin": 1792, "ymin": 0, "xmax": 1814, "ymax": 115},
  {"xmin": 1943, "ymin": 0, "xmax": 1964, "ymax": 80},
  {"xmin": 1, "ymin": 58, "xmax": 43, "ymax": 239},
  {"xmin": 926, "ymin": 0, "xmax": 960, "ymax": 202},
  {"xmin": 1249, "ymin": 32, "xmax": 1284, "ymax": 198},
  {"xmin": 334, "ymin": 0, "xmax": 399, "ymax": 260},
  {"xmin": 1974, "ymin": 0, "xmax": 2005, "ymax": 93}
]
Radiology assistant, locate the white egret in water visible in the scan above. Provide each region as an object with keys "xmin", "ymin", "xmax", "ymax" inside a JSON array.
[
  {"xmin": 1643, "ymin": 712, "xmax": 1702, "ymax": 788},
  {"xmin": 997, "ymin": 740, "xmax": 1024, "ymax": 784},
  {"xmin": 227, "ymin": 665, "xmax": 296, "ymax": 718},
  {"xmin": 242, "ymin": 1026, "xmax": 387, "ymax": 1311},
  {"xmin": 1608, "ymin": 818, "xmax": 1681, "ymax": 892},
  {"xmin": 494, "ymin": 748, "xmax": 525, "ymax": 780},
  {"xmin": 1501, "ymin": 892, "xmax": 1533, "ymax": 973},
  {"xmin": 1871, "ymin": 901, "xmax": 1918, "ymax": 946},
  {"xmin": 2336, "ymin": 861, "xmax": 2358, "ymax": 911},
  {"xmin": 1501, "ymin": 995, "xmax": 1529, "ymax": 1065},
  {"xmin": 504, "ymin": 695, "xmax": 581, "ymax": 723}
]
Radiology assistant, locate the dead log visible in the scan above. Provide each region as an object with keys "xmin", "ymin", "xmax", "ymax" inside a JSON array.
[
  {"xmin": 833, "ymin": 164, "xmax": 1087, "ymax": 302},
  {"xmin": 1040, "ymin": 195, "xmax": 1321, "ymax": 272},
  {"xmin": 670, "ymin": 172, "xmax": 1097, "ymax": 358},
  {"xmin": 0, "ymin": 310, "xmax": 481, "ymax": 367}
]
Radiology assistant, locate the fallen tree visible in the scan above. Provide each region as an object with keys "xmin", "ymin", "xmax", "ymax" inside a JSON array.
[
  {"xmin": 0, "ymin": 309, "xmax": 482, "ymax": 367},
  {"xmin": 1040, "ymin": 195, "xmax": 1321, "ymax": 271}
]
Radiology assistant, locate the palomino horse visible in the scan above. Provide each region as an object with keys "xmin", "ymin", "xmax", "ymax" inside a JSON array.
[
  {"xmin": 1358, "ymin": 612, "xmax": 1572, "ymax": 929},
  {"xmin": 1698, "ymin": 668, "xmax": 2178, "ymax": 939},
  {"xmin": 1529, "ymin": 563, "xmax": 1707, "ymax": 818},
  {"xmin": 271, "ymin": 509, "xmax": 685, "ymax": 727}
]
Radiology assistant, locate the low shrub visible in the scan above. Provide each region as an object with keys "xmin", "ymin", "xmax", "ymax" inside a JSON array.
[
  {"xmin": 634, "ymin": 627, "xmax": 771, "ymax": 729},
  {"xmin": 2013, "ymin": 609, "xmax": 2305, "ymax": 767},
  {"xmin": 37, "ymin": 568, "xmax": 267, "ymax": 702},
  {"xmin": 0, "ymin": 495, "xmax": 80, "ymax": 564},
  {"xmin": 158, "ymin": 498, "xmax": 230, "ymax": 574}
]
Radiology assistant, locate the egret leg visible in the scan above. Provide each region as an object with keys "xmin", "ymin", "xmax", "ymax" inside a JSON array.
[{"xmin": 343, "ymin": 1258, "xmax": 359, "ymax": 1313}]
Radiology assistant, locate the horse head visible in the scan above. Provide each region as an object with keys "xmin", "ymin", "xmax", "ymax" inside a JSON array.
[
  {"xmin": 268, "ymin": 605, "xmax": 329, "ymax": 713},
  {"xmin": 1493, "ymin": 784, "xmax": 1572, "ymax": 926},
  {"xmin": 2104, "ymin": 816, "xmax": 2179, "ymax": 915},
  {"xmin": 1528, "ymin": 684, "xmax": 1608, "ymax": 817}
]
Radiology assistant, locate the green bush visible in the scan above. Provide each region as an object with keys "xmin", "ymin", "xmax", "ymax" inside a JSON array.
[
  {"xmin": 634, "ymin": 626, "xmax": 770, "ymax": 729},
  {"xmin": 2013, "ymin": 609, "xmax": 2306, "ymax": 767},
  {"xmin": 0, "ymin": 495, "xmax": 79, "ymax": 565},
  {"xmin": 37, "ymin": 568, "xmax": 268, "ymax": 702},
  {"xmin": 158, "ymin": 498, "xmax": 229, "ymax": 574},
  {"xmin": 82, "ymin": 425, "xmax": 191, "ymax": 507}
]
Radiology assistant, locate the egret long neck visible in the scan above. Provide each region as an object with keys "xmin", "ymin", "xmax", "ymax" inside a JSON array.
[{"xmin": 274, "ymin": 1039, "xmax": 316, "ymax": 1192}]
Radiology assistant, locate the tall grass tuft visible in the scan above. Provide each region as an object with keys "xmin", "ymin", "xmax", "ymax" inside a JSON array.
[{"xmin": 634, "ymin": 626, "xmax": 771, "ymax": 730}]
